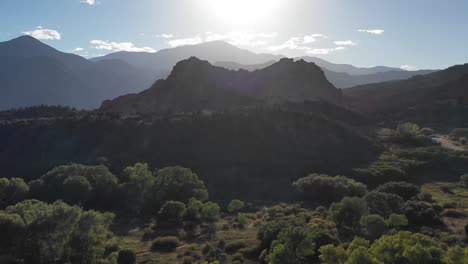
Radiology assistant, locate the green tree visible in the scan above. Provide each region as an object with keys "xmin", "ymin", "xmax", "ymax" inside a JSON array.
[
  {"xmin": 293, "ymin": 174, "xmax": 367, "ymax": 202},
  {"xmin": 444, "ymin": 246, "xmax": 467, "ymax": 264},
  {"xmin": 154, "ymin": 166, "xmax": 208, "ymax": 203},
  {"xmin": 158, "ymin": 201, "xmax": 187, "ymax": 227},
  {"xmin": 0, "ymin": 178, "xmax": 29, "ymax": 208},
  {"xmin": 386, "ymin": 214, "xmax": 408, "ymax": 229},
  {"xmin": 228, "ymin": 199, "xmax": 245, "ymax": 214},
  {"xmin": 360, "ymin": 214, "xmax": 388, "ymax": 240},
  {"xmin": 346, "ymin": 247, "xmax": 381, "ymax": 264},
  {"xmin": 29, "ymin": 164, "xmax": 118, "ymax": 209},
  {"xmin": 329, "ymin": 197, "xmax": 368, "ymax": 230},
  {"xmin": 201, "ymin": 202, "xmax": 220, "ymax": 222},
  {"xmin": 121, "ymin": 163, "xmax": 155, "ymax": 215},
  {"xmin": 364, "ymin": 192, "xmax": 404, "ymax": 218},
  {"xmin": 369, "ymin": 231, "xmax": 443, "ymax": 264},
  {"xmin": 0, "ymin": 200, "xmax": 114, "ymax": 264},
  {"xmin": 62, "ymin": 176, "xmax": 92, "ymax": 204},
  {"xmin": 186, "ymin": 198, "xmax": 203, "ymax": 222},
  {"xmin": 319, "ymin": 244, "xmax": 347, "ymax": 264},
  {"xmin": 374, "ymin": 181, "xmax": 420, "ymax": 200}
]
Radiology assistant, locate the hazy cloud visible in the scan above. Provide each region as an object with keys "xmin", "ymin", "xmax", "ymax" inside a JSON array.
[
  {"xmin": 268, "ymin": 34, "xmax": 326, "ymax": 51},
  {"xmin": 358, "ymin": 29, "xmax": 385, "ymax": 35},
  {"xmin": 334, "ymin": 40, "xmax": 357, "ymax": 46},
  {"xmin": 167, "ymin": 31, "xmax": 278, "ymax": 48},
  {"xmin": 204, "ymin": 31, "xmax": 277, "ymax": 47},
  {"xmin": 303, "ymin": 34, "xmax": 327, "ymax": 44},
  {"xmin": 90, "ymin": 40, "xmax": 156, "ymax": 52},
  {"xmin": 157, "ymin": 33, "xmax": 175, "ymax": 39},
  {"xmin": 307, "ymin": 47, "xmax": 346, "ymax": 55},
  {"xmin": 80, "ymin": 0, "xmax": 95, "ymax": 5},
  {"xmin": 168, "ymin": 36, "xmax": 203, "ymax": 47},
  {"xmin": 400, "ymin": 65, "xmax": 418, "ymax": 71},
  {"xmin": 72, "ymin": 47, "xmax": 84, "ymax": 52},
  {"xmin": 23, "ymin": 26, "xmax": 61, "ymax": 40}
]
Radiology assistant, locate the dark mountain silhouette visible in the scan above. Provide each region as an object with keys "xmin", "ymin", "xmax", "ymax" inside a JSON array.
[
  {"xmin": 0, "ymin": 36, "xmax": 156, "ymax": 109},
  {"xmin": 91, "ymin": 41, "xmax": 284, "ymax": 73},
  {"xmin": 345, "ymin": 64, "xmax": 468, "ymax": 129},
  {"xmin": 298, "ymin": 56, "xmax": 404, "ymax": 75},
  {"xmin": 93, "ymin": 41, "xmax": 434, "ymax": 89},
  {"xmin": 100, "ymin": 57, "xmax": 342, "ymax": 113},
  {"xmin": 216, "ymin": 59, "xmax": 435, "ymax": 88}
]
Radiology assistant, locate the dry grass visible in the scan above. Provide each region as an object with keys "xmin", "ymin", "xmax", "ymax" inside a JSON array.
[
  {"xmin": 113, "ymin": 216, "xmax": 262, "ymax": 264},
  {"xmin": 422, "ymin": 181, "xmax": 468, "ymax": 238}
]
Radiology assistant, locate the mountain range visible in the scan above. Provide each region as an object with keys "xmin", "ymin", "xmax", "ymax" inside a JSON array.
[
  {"xmin": 100, "ymin": 57, "xmax": 342, "ymax": 113},
  {"xmin": 0, "ymin": 36, "xmax": 157, "ymax": 109},
  {"xmin": 93, "ymin": 41, "xmax": 436, "ymax": 89},
  {"xmin": 345, "ymin": 63, "xmax": 468, "ymax": 129},
  {"xmin": 0, "ymin": 36, "xmax": 439, "ymax": 109}
]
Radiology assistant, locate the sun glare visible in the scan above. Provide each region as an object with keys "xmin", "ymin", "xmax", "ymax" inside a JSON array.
[{"xmin": 203, "ymin": 0, "xmax": 282, "ymax": 26}]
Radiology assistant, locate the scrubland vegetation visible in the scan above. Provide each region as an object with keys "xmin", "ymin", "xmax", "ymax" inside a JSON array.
[{"xmin": 0, "ymin": 106, "xmax": 467, "ymax": 264}]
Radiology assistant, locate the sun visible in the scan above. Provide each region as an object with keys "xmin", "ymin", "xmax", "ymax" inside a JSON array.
[{"xmin": 203, "ymin": 0, "xmax": 282, "ymax": 26}]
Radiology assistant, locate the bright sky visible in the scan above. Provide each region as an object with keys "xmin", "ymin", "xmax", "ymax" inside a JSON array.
[{"xmin": 1, "ymin": 0, "xmax": 467, "ymax": 69}]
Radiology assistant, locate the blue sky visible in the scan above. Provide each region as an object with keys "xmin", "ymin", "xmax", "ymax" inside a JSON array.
[{"xmin": 0, "ymin": 0, "xmax": 467, "ymax": 69}]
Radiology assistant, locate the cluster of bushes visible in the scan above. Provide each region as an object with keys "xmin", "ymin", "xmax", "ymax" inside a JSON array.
[
  {"xmin": 293, "ymin": 174, "xmax": 367, "ymax": 202},
  {"xmin": 391, "ymin": 122, "xmax": 434, "ymax": 146},
  {"xmin": 0, "ymin": 200, "xmax": 115, "ymax": 264},
  {"xmin": 319, "ymin": 232, "xmax": 467, "ymax": 264},
  {"xmin": 0, "ymin": 177, "xmax": 29, "ymax": 208},
  {"xmin": 353, "ymin": 146, "xmax": 468, "ymax": 185},
  {"xmin": 256, "ymin": 204, "xmax": 339, "ymax": 263},
  {"xmin": 19, "ymin": 163, "xmax": 210, "ymax": 217},
  {"xmin": 450, "ymin": 128, "xmax": 468, "ymax": 142}
]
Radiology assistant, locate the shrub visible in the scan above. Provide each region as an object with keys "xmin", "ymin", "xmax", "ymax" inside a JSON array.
[
  {"xmin": 364, "ymin": 191, "xmax": 404, "ymax": 218},
  {"xmin": 154, "ymin": 166, "xmax": 208, "ymax": 203},
  {"xmin": 225, "ymin": 240, "xmax": 247, "ymax": 254},
  {"xmin": 402, "ymin": 201, "xmax": 443, "ymax": 226},
  {"xmin": 459, "ymin": 174, "xmax": 468, "ymax": 187},
  {"xmin": 450, "ymin": 128, "xmax": 468, "ymax": 140},
  {"xmin": 117, "ymin": 249, "xmax": 136, "ymax": 264},
  {"xmin": 151, "ymin": 236, "xmax": 181, "ymax": 252},
  {"xmin": 393, "ymin": 122, "xmax": 432, "ymax": 146},
  {"xmin": 293, "ymin": 174, "xmax": 367, "ymax": 202},
  {"xmin": 360, "ymin": 214, "xmax": 388, "ymax": 240},
  {"xmin": 201, "ymin": 202, "xmax": 220, "ymax": 222},
  {"xmin": 442, "ymin": 209, "xmax": 466, "ymax": 218},
  {"xmin": 386, "ymin": 214, "xmax": 408, "ymax": 229},
  {"xmin": 228, "ymin": 199, "xmax": 245, "ymax": 214},
  {"xmin": 0, "ymin": 178, "xmax": 29, "ymax": 208},
  {"xmin": 418, "ymin": 192, "xmax": 433, "ymax": 202},
  {"xmin": 329, "ymin": 196, "xmax": 368, "ymax": 230},
  {"xmin": 374, "ymin": 182, "xmax": 420, "ymax": 200},
  {"xmin": 158, "ymin": 201, "xmax": 187, "ymax": 226}
]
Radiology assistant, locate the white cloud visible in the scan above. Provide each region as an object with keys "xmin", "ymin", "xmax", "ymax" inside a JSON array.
[
  {"xmin": 268, "ymin": 37, "xmax": 302, "ymax": 51},
  {"xmin": 157, "ymin": 33, "xmax": 175, "ymax": 39},
  {"xmin": 23, "ymin": 26, "xmax": 61, "ymax": 40},
  {"xmin": 90, "ymin": 40, "xmax": 156, "ymax": 52},
  {"xmin": 80, "ymin": 0, "xmax": 95, "ymax": 5},
  {"xmin": 267, "ymin": 34, "xmax": 326, "ymax": 51},
  {"xmin": 307, "ymin": 47, "xmax": 346, "ymax": 55},
  {"xmin": 400, "ymin": 65, "xmax": 418, "ymax": 71},
  {"xmin": 334, "ymin": 40, "xmax": 357, "ymax": 46},
  {"xmin": 303, "ymin": 34, "xmax": 327, "ymax": 44},
  {"xmin": 72, "ymin": 47, "xmax": 84, "ymax": 52},
  {"xmin": 168, "ymin": 36, "xmax": 203, "ymax": 47},
  {"xmin": 204, "ymin": 31, "xmax": 277, "ymax": 47},
  {"xmin": 358, "ymin": 29, "xmax": 385, "ymax": 35}
]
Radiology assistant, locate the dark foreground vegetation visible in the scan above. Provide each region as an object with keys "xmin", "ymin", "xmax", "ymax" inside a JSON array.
[{"xmin": 0, "ymin": 105, "xmax": 467, "ymax": 264}]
